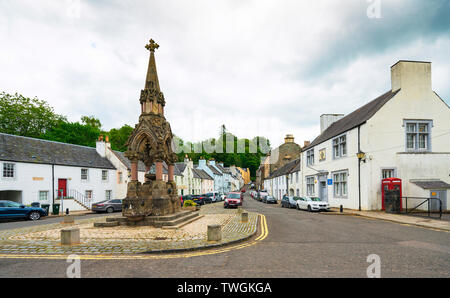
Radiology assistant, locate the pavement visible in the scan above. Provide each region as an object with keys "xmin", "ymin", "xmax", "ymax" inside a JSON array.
[
  {"xmin": 326, "ymin": 208, "xmax": 450, "ymax": 232},
  {"xmin": 0, "ymin": 202, "xmax": 259, "ymax": 255}
]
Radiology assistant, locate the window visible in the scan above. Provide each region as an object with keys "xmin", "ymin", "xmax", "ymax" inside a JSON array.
[
  {"xmin": 306, "ymin": 149, "xmax": 314, "ymax": 166},
  {"xmin": 382, "ymin": 169, "xmax": 396, "ymax": 179},
  {"xmin": 105, "ymin": 190, "xmax": 112, "ymax": 200},
  {"xmin": 81, "ymin": 169, "xmax": 88, "ymax": 180},
  {"xmin": 2, "ymin": 163, "xmax": 15, "ymax": 178},
  {"xmin": 118, "ymin": 172, "xmax": 123, "ymax": 183},
  {"xmin": 296, "ymin": 172, "xmax": 299, "ymax": 183},
  {"xmin": 85, "ymin": 190, "xmax": 93, "ymax": 199},
  {"xmin": 306, "ymin": 177, "xmax": 315, "ymax": 196},
  {"xmin": 333, "ymin": 135, "xmax": 347, "ymax": 159},
  {"xmin": 296, "ymin": 189, "xmax": 299, "ymax": 196},
  {"xmin": 102, "ymin": 170, "xmax": 108, "ymax": 181},
  {"xmin": 333, "ymin": 171, "xmax": 348, "ymax": 197},
  {"xmin": 39, "ymin": 191, "xmax": 49, "ymax": 201},
  {"xmin": 405, "ymin": 120, "xmax": 432, "ymax": 151}
]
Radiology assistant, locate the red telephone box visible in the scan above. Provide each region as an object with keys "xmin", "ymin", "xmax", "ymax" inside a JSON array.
[{"xmin": 381, "ymin": 178, "xmax": 402, "ymax": 211}]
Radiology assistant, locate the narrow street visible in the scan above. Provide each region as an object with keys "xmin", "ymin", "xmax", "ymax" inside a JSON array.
[{"xmin": 0, "ymin": 190, "xmax": 449, "ymax": 278}]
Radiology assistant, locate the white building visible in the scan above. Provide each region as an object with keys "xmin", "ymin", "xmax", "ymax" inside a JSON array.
[
  {"xmin": 300, "ymin": 60, "xmax": 450, "ymax": 211},
  {"xmin": 95, "ymin": 138, "xmax": 146, "ymax": 199},
  {"xmin": 0, "ymin": 133, "xmax": 117, "ymax": 212}
]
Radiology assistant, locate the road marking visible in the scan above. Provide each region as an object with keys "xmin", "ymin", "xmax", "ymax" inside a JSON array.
[{"xmin": 0, "ymin": 214, "xmax": 269, "ymax": 260}]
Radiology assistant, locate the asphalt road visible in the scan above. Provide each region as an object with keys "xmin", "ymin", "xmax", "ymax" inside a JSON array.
[{"xmin": 0, "ymin": 191, "xmax": 449, "ymax": 278}]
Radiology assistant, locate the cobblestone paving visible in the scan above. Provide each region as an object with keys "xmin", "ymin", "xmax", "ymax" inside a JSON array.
[{"xmin": 0, "ymin": 203, "xmax": 258, "ymax": 255}]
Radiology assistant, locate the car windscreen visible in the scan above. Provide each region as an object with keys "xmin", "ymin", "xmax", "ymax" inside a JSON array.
[
  {"xmin": 292, "ymin": 197, "xmax": 301, "ymax": 201},
  {"xmin": 310, "ymin": 197, "xmax": 322, "ymax": 201},
  {"xmin": 227, "ymin": 193, "xmax": 241, "ymax": 199}
]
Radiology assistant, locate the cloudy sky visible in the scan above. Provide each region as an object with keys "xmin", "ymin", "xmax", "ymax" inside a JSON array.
[{"xmin": 1, "ymin": 0, "xmax": 449, "ymax": 148}]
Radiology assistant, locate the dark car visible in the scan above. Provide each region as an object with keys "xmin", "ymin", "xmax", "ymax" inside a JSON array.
[
  {"xmin": 262, "ymin": 195, "xmax": 277, "ymax": 204},
  {"xmin": 203, "ymin": 193, "xmax": 214, "ymax": 204},
  {"xmin": 92, "ymin": 199, "xmax": 122, "ymax": 213},
  {"xmin": 191, "ymin": 195, "xmax": 206, "ymax": 205},
  {"xmin": 0, "ymin": 200, "xmax": 48, "ymax": 221},
  {"xmin": 224, "ymin": 192, "xmax": 243, "ymax": 208},
  {"xmin": 281, "ymin": 196, "xmax": 300, "ymax": 208}
]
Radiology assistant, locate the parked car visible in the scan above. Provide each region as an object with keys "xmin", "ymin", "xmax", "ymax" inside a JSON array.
[
  {"xmin": 0, "ymin": 200, "xmax": 48, "ymax": 221},
  {"xmin": 257, "ymin": 191, "xmax": 268, "ymax": 202},
  {"xmin": 224, "ymin": 192, "xmax": 243, "ymax": 208},
  {"xmin": 182, "ymin": 195, "xmax": 204, "ymax": 206},
  {"xmin": 205, "ymin": 192, "xmax": 220, "ymax": 202},
  {"xmin": 262, "ymin": 195, "xmax": 277, "ymax": 204},
  {"xmin": 297, "ymin": 197, "xmax": 330, "ymax": 212},
  {"xmin": 92, "ymin": 199, "xmax": 123, "ymax": 213},
  {"xmin": 281, "ymin": 196, "xmax": 299, "ymax": 208}
]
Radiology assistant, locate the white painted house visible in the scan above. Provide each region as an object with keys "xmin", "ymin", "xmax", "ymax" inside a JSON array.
[
  {"xmin": 300, "ymin": 60, "xmax": 450, "ymax": 211},
  {"xmin": 0, "ymin": 133, "xmax": 117, "ymax": 212}
]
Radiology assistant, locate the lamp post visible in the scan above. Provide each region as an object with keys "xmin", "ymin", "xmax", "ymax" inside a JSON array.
[{"xmin": 357, "ymin": 150, "xmax": 366, "ymax": 211}]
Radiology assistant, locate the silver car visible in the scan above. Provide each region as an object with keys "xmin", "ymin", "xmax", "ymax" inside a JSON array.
[{"xmin": 92, "ymin": 199, "xmax": 122, "ymax": 213}]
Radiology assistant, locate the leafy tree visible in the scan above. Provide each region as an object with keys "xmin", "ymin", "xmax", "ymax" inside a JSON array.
[
  {"xmin": 40, "ymin": 120, "xmax": 101, "ymax": 147},
  {"xmin": 81, "ymin": 115, "xmax": 102, "ymax": 130},
  {"xmin": 0, "ymin": 92, "xmax": 66, "ymax": 138},
  {"xmin": 108, "ymin": 124, "xmax": 133, "ymax": 151}
]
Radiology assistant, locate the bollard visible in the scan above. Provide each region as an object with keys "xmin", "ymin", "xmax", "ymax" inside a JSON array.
[
  {"xmin": 66, "ymin": 208, "xmax": 70, "ymax": 215},
  {"xmin": 340, "ymin": 205, "xmax": 343, "ymax": 213},
  {"xmin": 207, "ymin": 224, "xmax": 222, "ymax": 241},
  {"xmin": 241, "ymin": 212, "xmax": 248, "ymax": 223},
  {"xmin": 62, "ymin": 215, "xmax": 74, "ymax": 224},
  {"xmin": 61, "ymin": 228, "xmax": 80, "ymax": 245}
]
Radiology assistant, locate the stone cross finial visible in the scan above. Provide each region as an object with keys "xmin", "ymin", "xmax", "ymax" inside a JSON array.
[{"xmin": 145, "ymin": 39, "xmax": 159, "ymax": 52}]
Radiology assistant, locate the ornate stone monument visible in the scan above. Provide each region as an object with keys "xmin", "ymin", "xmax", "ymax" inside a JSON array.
[{"xmin": 122, "ymin": 39, "xmax": 180, "ymax": 221}]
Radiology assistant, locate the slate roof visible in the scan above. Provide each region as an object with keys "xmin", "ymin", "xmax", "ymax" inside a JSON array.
[
  {"xmin": 175, "ymin": 162, "xmax": 187, "ymax": 174},
  {"xmin": 305, "ymin": 90, "xmax": 400, "ymax": 150},
  {"xmin": 111, "ymin": 150, "xmax": 146, "ymax": 172},
  {"xmin": 196, "ymin": 168, "xmax": 214, "ymax": 180},
  {"xmin": 216, "ymin": 164, "xmax": 230, "ymax": 173},
  {"xmin": 267, "ymin": 159, "xmax": 299, "ymax": 179},
  {"xmin": 411, "ymin": 180, "xmax": 450, "ymax": 189},
  {"xmin": 288, "ymin": 158, "xmax": 301, "ymax": 174},
  {"xmin": 208, "ymin": 165, "xmax": 222, "ymax": 175},
  {"xmin": 192, "ymin": 168, "xmax": 202, "ymax": 179},
  {"xmin": 0, "ymin": 133, "xmax": 116, "ymax": 169}
]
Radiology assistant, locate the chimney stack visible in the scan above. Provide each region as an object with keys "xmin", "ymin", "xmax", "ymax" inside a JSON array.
[
  {"xmin": 303, "ymin": 141, "xmax": 310, "ymax": 148},
  {"xmin": 320, "ymin": 114, "xmax": 344, "ymax": 134},
  {"xmin": 284, "ymin": 134, "xmax": 294, "ymax": 143},
  {"xmin": 391, "ymin": 60, "xmax": 431, "ymax": 93}
]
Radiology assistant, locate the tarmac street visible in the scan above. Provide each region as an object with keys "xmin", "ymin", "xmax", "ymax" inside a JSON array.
[{"xmin": 0, "ymin": 191, "xmax": 449, "ymax": 278}]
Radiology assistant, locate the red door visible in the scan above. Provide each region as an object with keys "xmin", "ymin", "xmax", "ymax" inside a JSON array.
[{"xmin": 58, "ymin": 179, "xmax": 67, "ymax": 198}]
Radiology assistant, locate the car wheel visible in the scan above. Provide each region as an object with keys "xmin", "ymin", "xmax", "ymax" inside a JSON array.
[
  {"xmin": 106, "ymin": 207, "xmax": 114, "ymax": 213},
  {"xmin": 29, "ymin": 212, "xmax": 41, "ymax": 221},
  {"xmin": 307, "ymin": 205, "xmax": 312, "ymax": 212}
]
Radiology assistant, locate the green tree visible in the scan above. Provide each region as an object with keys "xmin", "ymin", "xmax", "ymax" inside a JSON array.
[
  {"xmin": 40, "ymin": 120, "xmax": 101, "ymax": 147},
  {"xmin": 81, "ymin": 115, "xmax": 102, "ymax": 130},
  {"xmin": 0, "ymin": 92, "xmax": 66, "ymax": 138},
  {"xmin": 108, "ymin": 124, "xmax": 133, "ymax": 151}
]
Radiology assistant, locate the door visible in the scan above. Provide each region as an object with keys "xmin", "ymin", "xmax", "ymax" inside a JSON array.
[
  {"xmin": 58, "ymin": 179, "xmax": 67, "ymax": 198},
  {"xmin": 430, "ymin": 190, "xmax": 447, "ymax": 211},
  {"xmin": 319, "ymin": 181, "xmax": 328, "ymax": 202}
]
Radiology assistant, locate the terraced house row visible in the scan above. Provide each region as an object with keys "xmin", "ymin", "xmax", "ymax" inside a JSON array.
[
  {"xmin": 261, "ymin": 60, "xmax": 450, "ymax": 211},
  {"xmin": 0, "ymin": 133, "xmax": 246, "ymax": 211}
]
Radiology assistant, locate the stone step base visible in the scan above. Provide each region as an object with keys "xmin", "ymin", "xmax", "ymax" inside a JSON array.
[
  {"xmin": 162, "ymin": 214, "xmax": 204, "ymax": 230},
  {"xmin": 94, "ymin": 221, "xmax": 119, "ymax": 227},
  {"xmin": 100, "ymin": 210, "xmax": 199, "ymax": 227}
]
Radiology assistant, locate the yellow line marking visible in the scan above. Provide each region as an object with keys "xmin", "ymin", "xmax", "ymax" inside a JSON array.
[{"xmin": 0, "ymin": 214, "xmax": 269, "ymax": 260}]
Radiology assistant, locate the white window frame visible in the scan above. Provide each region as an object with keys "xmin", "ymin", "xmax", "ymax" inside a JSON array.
[
  {"xmin": 102, "ymin": 170, "xmax": 109, "ymax": 182},
  {"xmin": 39, "ymin": 190, "xmax": 49, "ymax": 201},
  {"xmin": 85, "ymin": 190, "xmax": 93, "ymax": 199},
  {"xmin": 333, "ymin": 170, "xmax": 348, "ymax": 198},
  {"xmin": 404, "ymin": 120, "xmax": 432, "ymax": 152},
  {"xmin": 306, "ymin": 149, "xmax": 315, "ymax": 166},
  {"xmin": 381, "ymin": 168, "xmax": 397, "ymax": 179},
  {"xmin": 332, "ymin": 134, "xmax": 347, "ymax": 159},
  {"xmin": 81, "ymin": 168, "xmax": 89, "ymax": 181},
  {"xmin": 306, "ymin": 176, "xmax": 315, "ymax": 196},
  {"xmin": 2, "ymin": 162, "xmax": 16, "ymax": 179},
  {"xmin": 105, "ymin": 190, "xmax": 112, "ymax": 200}
]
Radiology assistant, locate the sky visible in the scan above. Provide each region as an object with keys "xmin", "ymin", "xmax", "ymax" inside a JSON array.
[{"xmin": 1, "ymin": 0, "xmax": 449, "ymax": 149}]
